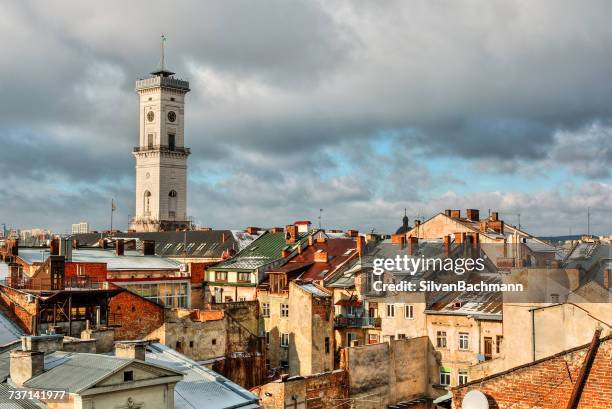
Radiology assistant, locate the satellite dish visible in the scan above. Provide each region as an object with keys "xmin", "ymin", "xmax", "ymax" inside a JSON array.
[{"xmin": 462, "ymin": 390, "xmax": 489, "ymax": 409}]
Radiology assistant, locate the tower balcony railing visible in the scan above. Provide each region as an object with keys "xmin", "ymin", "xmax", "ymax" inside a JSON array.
[
  {"xmin": 133, "ymin": 145, "xmax": 190, "ymax": 155},
  {"xmin": 135, "ymin": 76, "xmax": 190, "ymax": 91}
]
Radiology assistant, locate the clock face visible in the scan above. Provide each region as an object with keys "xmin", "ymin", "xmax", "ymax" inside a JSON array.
[
  {"xmin": 167, "ymin": 111, "xmax": 176, "ymax": 122},
  {"xmin": 147, "ymin": 111, "xmax": 155, "ymax": 122}
]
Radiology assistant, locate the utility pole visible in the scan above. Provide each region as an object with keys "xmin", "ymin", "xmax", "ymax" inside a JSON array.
[
  {"xmin": 318, "ymin": 209, "xmax": 323, "ymax": 230},
  {"xmin": 110, "ymin": 199, "xmax": 116, "ymax": 232}
]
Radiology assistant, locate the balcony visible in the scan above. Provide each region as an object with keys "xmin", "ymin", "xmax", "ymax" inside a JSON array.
[
  {"xmin": 335, "ymin": 316, "xmax": 381, "ymax": 328},
  {"xmin": 133, "ymin": 145, "xmax": 191, "ymax": 155}
]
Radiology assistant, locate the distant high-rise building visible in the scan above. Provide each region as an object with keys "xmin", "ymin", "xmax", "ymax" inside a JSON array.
[
  {"xmin": 129, "ymin": 36, "xmax": 191, "ymax": 232},
  {"xmin": 72, "ymin": 222, "xmax": 89, "ymax": 234}
]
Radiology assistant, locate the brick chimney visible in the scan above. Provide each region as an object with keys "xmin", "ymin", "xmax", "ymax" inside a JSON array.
[
  {"xmin": 443, "ymin": 235, "xmax": 451, "ymax": 257},
  {"xmin": 8, "ymin": 239, "xmax": 19, "ymax": 256},
  {"xmin": 450, "ymin": 210, "xmax": 461, "ymax": 219},
  {"xmin": 114, "ymin": 340, "xmax": 147, "ymax": 361},
  {"xmin": 347, "ymin": 230, "xmax": 359, "ymax": 238},
  {"xmin": 314, "ymin": 250, "xmax": 329, "ymax": 263},
  {"xmin": 10, "ymin": 350, "xmax": 43, "ymax": 387},
  {"xmin": 414, "ymin": 219, "xmax": 421, "ymax": 228},
  {"xmin": 356, "ymin": 235, "xmax": 364, "ymax": 257},
  {"xmin": 115, "ymin": 239, "xmax": 125, "ymax": 256},
  {"xmin": 246, "ymin": 227, "xmax": 259, "ymax": 235},
  {"xmin": 285, "ymin": 225, "xmax": 299, "ymax": 244},
  {"xmin": 408, "ymin": 237, "xmax": 419, "ymax": 256},
  {"xmin": 491, "ymin": 212, "xmax": 499, "ymax": 221},
  {"xmin": 454, "ymin": 232, "xmax": 463, "ymax": 243},
  {"xmin": 10, "ymin": 335, "xmax": 64, "ymax": 387},
  {"xmin": 466, "ymin": 209, "xmax": 480, "ymax": 221},
  {"xmin": 142, "ymin": 240, "xmax": 155, "ymax": 256},
  {"xmin": 444, "ymin": 209, "xmax": 452, "ymax": 217},
  {"xmin": 50, "ymin": 238, "xmax": 60, "ymax": 256}
]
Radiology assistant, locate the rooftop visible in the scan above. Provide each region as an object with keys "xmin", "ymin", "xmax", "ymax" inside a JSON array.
[
  {"xmin": 17, "ymin": 248, "xmax": 181, "ymax": 271},
  {"xmin": 211, "ymin": 231, "xmax": 309, "ymax": 271},
  {"xmin": 145, "ymin": 342, "xmax": 260, "ymax": 409}
]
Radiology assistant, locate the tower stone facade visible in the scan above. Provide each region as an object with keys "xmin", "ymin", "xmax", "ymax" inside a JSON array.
[{"xmin": 129, "ymin": 59, "xmax": 191, "ymax": 232}]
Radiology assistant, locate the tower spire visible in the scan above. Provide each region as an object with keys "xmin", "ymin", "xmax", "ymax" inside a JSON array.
[
  {"xmin": 151, "ymin": 33, "xmax": 175, "ymax": 77},
  {"xmin": 160, "ymin": 33, "xmax": 166, "ymax": 71}
]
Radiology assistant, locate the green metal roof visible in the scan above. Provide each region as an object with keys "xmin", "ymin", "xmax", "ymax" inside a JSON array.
[{"xmin": 209, "ymin": 231, "xmax": 308, "ymax": 272}]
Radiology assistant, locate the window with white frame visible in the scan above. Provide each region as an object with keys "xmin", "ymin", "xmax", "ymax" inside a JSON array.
[
  {"xmin": 458, "ymin": 369, "xmax": 468, "ymax": 385},
  {"xmin": 437, "ymin": 331, "xmax": 447, "ymax": 348},
  {"xmin": 262, "ymin": 302, "xmax": 270, "ymax": 317},
  {"xmin": 280, "ymin": 333, "xmax": 289, "ymax": 348},
  {"xmin": 459, "ymin": 332, "xmax": 469, "ymax": 350},
  {"xmin": 404, "ymin": 304, "xmax": 414, "ymax": 319},
  {"xmin": 439, "ymin": 367, "xmax": 451, "ymax": 385},
  {"xmin": 386, "ymin": 304, "xmax": 395, "ymax": 318},
  {"xmin": 280, "ymin": 303, "xmax": 289, "ymax": 318}
]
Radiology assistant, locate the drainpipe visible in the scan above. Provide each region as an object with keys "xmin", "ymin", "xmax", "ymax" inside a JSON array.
[{"xmin": 531, "ymin": 308, "xmax": 536, "ymax": 361}]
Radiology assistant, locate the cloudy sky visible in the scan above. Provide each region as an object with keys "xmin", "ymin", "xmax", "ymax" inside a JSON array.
[{"xmin": 2, "ymin": 0, "xmax": 612, "ymax": 236}]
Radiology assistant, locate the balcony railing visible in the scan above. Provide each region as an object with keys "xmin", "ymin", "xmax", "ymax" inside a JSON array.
[
  {"xmin": 133, "ymin": 145, "xmax": 191, "ymax": 155},
  {"xmin": 0, "ymin": 277, "xmax": 106, "ymax": 291},
  {"xmin": 334, "ymin": 316, "xmax": 381, "ymax": 328}
]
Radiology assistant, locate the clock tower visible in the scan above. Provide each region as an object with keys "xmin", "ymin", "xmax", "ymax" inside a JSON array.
[{"xmin": 129, "ymin": 36, "xmax": 191, "ymax": 232}]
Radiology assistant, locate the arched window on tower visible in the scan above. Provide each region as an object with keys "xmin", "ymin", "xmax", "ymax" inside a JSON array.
[
  {"xmin": 144, "ymin": 190, "xmax": 151, "ymax": 216},
  {"xmin": 168, "ymin": 190, "xmax": 177, "ymax": 218}
]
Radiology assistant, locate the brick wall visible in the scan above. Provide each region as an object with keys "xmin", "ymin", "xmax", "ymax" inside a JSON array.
[
  {"xmin": 452, "ymin": 337, "xmax": 612, "ymax": 409},
  {"xmin": 109, "ymin": 290, "xmax": 165, "ymax": 340},
  {"xmin": 255, "ymin": 369, "xmax": 349, "ymax": 409},
  {"xmin": 64, "ymin": 262, "xmax": 107, "ymax": 283},
  {"xmin": 0, "ymin": 285, "xmax": 37, "ymax": 333}
]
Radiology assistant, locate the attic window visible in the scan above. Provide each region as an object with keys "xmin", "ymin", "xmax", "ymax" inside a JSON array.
[{"xmin": 124, "ymin": 371, "xmax": 134, "ymax": 382}]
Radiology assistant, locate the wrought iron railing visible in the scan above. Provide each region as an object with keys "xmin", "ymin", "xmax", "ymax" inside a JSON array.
[
  {"xmin": 334, "ymin": 316, "xmax": 382, "ymax": 328},
  {"xmin": 133, "ymin": 145, "xmax": 190, "ymax": 154}
]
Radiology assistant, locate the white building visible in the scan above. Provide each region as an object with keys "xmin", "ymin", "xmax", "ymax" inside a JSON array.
[
  {"xmin": 71, "ymin": 222, "xmax": 89, "ymax": 234},
  {"xmin": 129, "ymin": 39, "xmax": 191, "ymax": 232}
]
